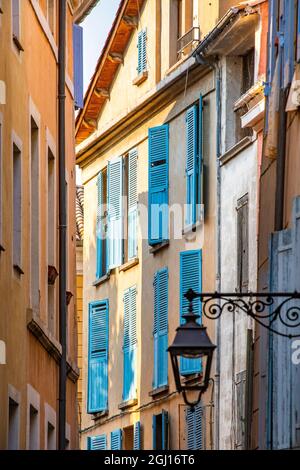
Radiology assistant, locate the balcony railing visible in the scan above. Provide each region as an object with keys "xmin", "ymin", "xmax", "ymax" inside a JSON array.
[{"xmin": 177, "ymin": 27, "xmax": 200, "ymax": 59}]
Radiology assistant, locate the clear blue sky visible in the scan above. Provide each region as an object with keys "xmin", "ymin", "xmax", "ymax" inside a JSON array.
[{"xmin": 82, "ymin": 0, "xmax": 121, "ymax": 92}]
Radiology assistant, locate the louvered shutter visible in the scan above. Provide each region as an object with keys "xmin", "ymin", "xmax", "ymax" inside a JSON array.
[
  {"xmin": 162, "ymin": 410, "xmax": 169, "ymax": 450},
  {"xmin": 148, "ymin": 125, "xmax": 169, "ymax": 245},
  {"xmin": 73, "ymin": 24, "xmax": 84, "ymax": 109},
  {"xmin": 186, "ymin": 404, "xmax": 203, "ymax": 450},
  {"xmin": 133, "ymin": 422, "xmax": 141, "ymax": 450},
  {"xmin": 108, "ymin": 157, "xmax": 123, "ymax": 269},
  {"xmin": 137, "ymin": 29, "xmax": 147, "ymax": 74},
  {"xmin": 128, "ymin": 149, "xmax": 138, "ymax": 260},
  {"xmin": 111, "ymin": 429, "xmax": 122, "ymax": 450},
  {"xmin": 88, "ymin": 434, "xmax": 107, "ymax": 450},
  {"xmin": 283, "ymin": 0, "xmax": 295, "ymax": 88},
  {"xmin": 123, "ymin": 286, "xmax": 137, "ymax": 401},
  {"xmin": 88, "ymin": 301, "xmax": 109, "ymax": 413},
  {"xmin": 96, "ymin": 172, "xmax": 107, "ymax": 279},
  {"xmin": 180, "ymin": 251, "xmax": 202, "ymax": 374},
  {"xmin": 153, "ymin": 268, "xmax": 168, "ymax": 389},
  {"xmin": 152, "ymin": 414, "xmax": 157, "ymax": 450},
  {"xmin": 186, "ymin": 105, "xmax": 198, "ymax": 226},
  {"xmin": 198, "ymin": 94, "xmax": 203, "ymax": 216}
]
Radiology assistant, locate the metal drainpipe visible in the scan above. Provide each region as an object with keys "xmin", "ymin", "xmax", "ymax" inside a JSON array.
[{"xmin": 58, "ymin": 0, "xmax": 67, "ymax": 450}]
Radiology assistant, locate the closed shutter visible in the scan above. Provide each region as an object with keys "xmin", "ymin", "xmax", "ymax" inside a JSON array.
[
  {"xmin": 186, "ymin": 404, "xmax": 203, "ymax": 450},
  {"xmin": 137, "ymin": 29, "xmax": 147, "ymax": 74},
  {"xmin": 133, "ymin": 422, "xmax": 141, "ymax": 450},
  {"xmin": 123, "ymin": 286, "xmax": 137, "ymax": 401},
  {"xmin": 108, "ymin": 157, "xmax": 123, "ymax": 269},
  {"xmin": 128, "ymin": 149, "xmax": 138, "ymax": 260},
  {"xmin": 87, "ymin": 434, "xmax": 107, "ymax": 450},
  {"xmin": 111, "ymin": 429, "xmax": 122, "ymax": 450},
  {"xmin": 283, "ymin": 0, "xmax": 295, "ymax": 88},
  {"xmin": 180, "ymin": 251, "xmax": 202, "ymax": 374},
  {"xmin": 186, "ymin": 105, "xmax": 198, "ymax": 226},
  {"xmin": 148, "ymin": 125, "xmax": 169, "ymax": 245},
  {"xmin": 153, "ymin": 268, "xmax": 168, "ymax": 389},
  {"xmin": 73, "ymin": 24, "xmax": 84, "ymax": 109},
  {"xmin": 235, "ymin": 370, "xmax": 247, "ymax": 449},
  {"xmin": 88, "ymin": 301, "xmax": 109, "ymax": 413}
]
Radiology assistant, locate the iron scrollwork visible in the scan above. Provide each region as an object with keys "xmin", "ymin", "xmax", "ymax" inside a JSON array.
[{"xmin": 185, "ymin": 289, "xmax": 300, "ymax": 338}]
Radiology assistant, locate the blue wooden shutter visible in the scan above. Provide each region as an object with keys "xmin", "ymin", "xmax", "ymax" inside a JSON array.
[
  {"xmin": 111, "ymin": 429, "xmax": 122, "ymax": 450},
  {"xmin": 162, "ymin": 410, "xmax": 169, "ymax": 450},
  {"xmin": 180, "ymin": 251, "xmax": 202, "ymax": 374},
  {"xmin": 128, "ymin": 149, "xmax": 138, "ymax": 260},
  {"xmin": 283, "ymin": 0, "xmax": 295, "ymax": 88},
  {"xmin": 153, "ymin": 268, "xmax": 168, "ymax": 389},
  {"xmin": 123, "ymin": 286, "xmax": 137, "ymax": 401},
  {"xmin": 88, "ymin": 301, "xmax": 109, "ymax": 413},
  {"xmin": 73, "ymin": 24, "xmax": 84, "ymax": 109},
  {"xmin": 108, "ymin": 157, "xmax": 123, "ymax": 269},
  {"xmin": 152, "ymin": 414, "xmax": 157, "ymax": 450},
  {"xmin": 198, "ymin": 94, "xmax": 203, "ymax": 214},
  {"xmin": 148, "ymin": 125, "xmax": 169, "ymax": 245},
  {"xmin": 186, "ymin": 105, "xmax": 198, "ymax": 226},
  {"xmin": 87, "ymin": 434, "xmax": 107, "ymax": 450},
  {"xmin": 186, "ymin": 404, "xmax": 203, "ymax": 450},
  {"xmin": 133, "ymin": 422, "xmax": 141, "ymax": 450},
  {"xmin": 137, "ymin": 29, "xmax": 147, "ymax": 74},
  {"xmin": 96, "ymin": 172, "xmax": 107, "ymax": 279}
]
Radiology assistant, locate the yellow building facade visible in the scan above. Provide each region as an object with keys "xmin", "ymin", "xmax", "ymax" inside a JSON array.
[{"xmin": 76, "ymin": 0, "xmax": 237, "ymax": 450}]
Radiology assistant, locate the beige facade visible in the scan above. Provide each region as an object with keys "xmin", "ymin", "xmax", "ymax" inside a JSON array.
[
  {"xmin": 76, "ymin": 0, "xmax": 238, "ymax": 451},
  {"xmin": 0, "ymin": 0, "xmax": 92, "ymax": 450}
]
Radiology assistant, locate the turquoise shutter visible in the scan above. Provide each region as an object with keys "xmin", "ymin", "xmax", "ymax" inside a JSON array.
[
  {"xmin": 180, "ymin": 251, "xmax": 202, "ymax": 375},
  {"xmin": 73, "ymin": 24, "xmax": 84, "ymax": 109},
  {"xmin": 108, "ymin": 157, "xmax": 123, "ymax": 269},
  {"xmin": 162, "ymin": 410, "xmax": 169, "ymax": 450},
  {"xmin": 198, "ymin": 94, "xmax": 203, "ymax": 216},
  {"xmin": 283, "ymin": 0, "xmax": 295, "ymax": 88},
  {"xmin": 186, "ymin": 105, "xmax": 198, "ymax": 226},
  {"xmin": 137, "ymin": 29, "xmax": 147, "ymax": 74},
  {"xmin": 87, "ymin": 301, "xmax": 109, "ymax": 413},
  {"xmin": 148, "ymin": 125, "xmax": 169, "ymax": 245},
  {"xmin": 128, "ymin": 149, "xmax": 138, "ymax": 260},
  {"xmin": 96, "ymin": 172, "xmax": 106, "ymax": 279},
  {"xmin": 186, "ymin": 404, "xmax": 203, "ymax": 450},
  {"xmin": 153, "ymin": 268, "xmax": 168, "ymax": 389},
  {"xmin": 133, "ymin": 422, "xmax": 141, "ymax": 450},
  {"xmin": 123, "ymin": 286, "xmax": 137, "ymax": 401},
  {"xmin": 87, "ymin": 434, "xmax": 107, "ymax": 450},
  {"xmin": 111, "ymin": 429, "xmax": 122, "ymax": 450},
  {"xmin": 152, "ymin": 414, "xmax": 157, "ymax": 450}
]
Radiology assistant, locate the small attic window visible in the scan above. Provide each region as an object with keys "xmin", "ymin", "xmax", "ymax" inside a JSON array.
[{"xmin": 133, "ymin": 29, "xmax": 148, "ymax": 86}]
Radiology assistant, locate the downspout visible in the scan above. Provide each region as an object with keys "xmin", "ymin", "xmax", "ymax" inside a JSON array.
[{"xmin": 58, "ymin": 0, "xmax": 67, "ymax": 450}]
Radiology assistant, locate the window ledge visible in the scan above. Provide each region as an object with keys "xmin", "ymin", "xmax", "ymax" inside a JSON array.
[
  {"xmin": 220, "ymin": 136, "xmax": 254, "ymax": 166},
  {"xmin": 132, "ymin": 71, "xmax": 148, "ymax": 86},
  {"xmin": 182, "ymin": 373, "xmax": 203, "ymax": 385},
  {"xmin": 118, "ymin": 398, "xmax": 138, "ymax": 410},
  {"xmin": 182, "ymin": 220, "xmax": 203, "ymax": 236},
  {"xmin": 149, "ymin": 241, "xmax": 169, "ymax": 255},
  {"xmin": 13, "ymin": 264, "xmax": 24, "ymax": 276},
  {"xmin": 93, "ymin": 272, "xmax": 110, "ymax": 287},
  {"xmin": 119, "ymin": 257, "xmax": 139, "ymax": 272},
  {"xmin": 149, "ymin": 385, "xmax": 169, "ymax": 398},
  {"xmin": 13, "ymin": 35, "xmax": 24, "ymax": 52},
  {"xmin": 91, "ymin": 410, "xmax": 109, "ymax": 421}
]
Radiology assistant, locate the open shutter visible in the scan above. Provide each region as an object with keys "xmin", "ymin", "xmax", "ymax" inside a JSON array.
[
  {"xmin": 148, "ymin": 125, "xmax": 169, "ymax": 245},
  {"xmin": 152, "ymin": 414, "xmax": 157, "ymax": 450},
  {"xmin": 186, "ymin": 404, "xmax": 203, "ymax": 450},
  {"xmin": 180, "ymin": 251, "xmax": 202, "ymax": 374},
  {"xmin": 153, "ymin": 268, "xmax": 168, "ymax": 389},
  {"xmin": 137, "ymin": 29, "xmax": 147, "ymax": 74},
  {"xmin": 123, "ymin": 286, "xmax": 137, "ymax": 401},
  {"xmin": 73, "ymin": 24, "xmax": 84, "ymax": 109},
  {"xmin": 186, "ymin": 105, "xmax": 198, "ymax": 226},
  {"xmin": 162, "ymin": 410, "xmax": 169, "ymax": 450},
  {"xmin": 128, "ymin": 149, "xmax": 138, "ymax": 260},
  {"xmin": 96, "ymin": 172, "xmax": 107, "ymax": 279},
  {"xmin": 108, "ymin": 157, "xmax": 123, "ymax": 269},
  {"xmin": 198, "ymin": 94, "xmax": 203, "ymax": 214},
  {"xmin": 134, "ymin": 422, "xmax": 141, "ymax": 450},
  {"xmin": 283, "ymin": 0, "xmax": 295, "ymax": 88},
  {"xmin": 88, "ymin": 301, "xmax": 109, "ymax": 413},
  {"xmin": 88, "ymin": 434, "xmax": 107, "ymax": 450},
  {"xmin": 111, "ymin": 429, "xmax": 122, "ymax": 450}
]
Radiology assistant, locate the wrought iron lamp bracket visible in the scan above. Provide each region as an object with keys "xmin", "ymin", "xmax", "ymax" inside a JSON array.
[{"xmin": 185, "ymin": 289, "xmax": 300, "ymax": 339}]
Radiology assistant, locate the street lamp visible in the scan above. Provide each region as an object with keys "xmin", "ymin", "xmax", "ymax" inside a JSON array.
[{"xmin": 168, "ymin": 289, "xmax": 216, "ymax": 409}]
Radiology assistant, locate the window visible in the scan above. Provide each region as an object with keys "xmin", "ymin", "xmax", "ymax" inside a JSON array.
[
  {"xmin": 31, "ymin": 118, "xmax": 39, "ymax": 307},
  {"xmin": 110, "ymin": 429, "xmax": 122, "ymax": 450},
  {"xmin": 148, "ymin": 125, "xmax": 169, "ymax": 245},
  {"xmin": 46, "ymin": 422, "xmax": 56, "ymax": 450},
  {"xmin": 8, "ymin": 398, "xmax": 19, "ymax": 450},
  {"xmin": 153, "ymin": 268, "xmax": 168, "ymax": 389},
  {"xmin": 87, "ymin": 435, "xmax": 106, "ymax": 450},
  {"xmin": 123, "ymin": 286, "xmax": 137, "ymax": 402},
  {"xmin": 152, "ymin": 411, "xmax": 169, "ymax": 450},
  {"xmin": 44, "ymin": 403, "xmax": 56, "ymax": 450},
  {"xmin": 73, "ymin": 24, "xmax": 84, "ymax": 109},
  {"xmin": 47, "ymin": 0, "xmax": 55, "ymax": 35},
  {"xmin": 12, "ymin": 0, "xmax": 22, "ymax": 50},
  {"xmin": 48, "ymin": 148, "xmax": 55, "ymax": 333},
  {"xmin": 0, "ymin": 118, "xmax": 2, "ymax": 248},
  {"xmin": 137, "ymin": 29, "xmax": 147, "ymax": 75},
  {"xmin": 185, "ymin": 95, "xmax": 203, "ymax": 226},
  {"xmin": 13, "ymin": 142, "xmax": 22, "ymax": 272},
  {"xmin": 186, "ymin": 403, "xmax": 203, "ymax": 450},
  {"xmin": 87, "ymin": 300, "xmax": 109, "ymax": 413},
  {"xmin": 29, "ymin": 404, "xmax": 39, "ymax": 450},
  {"xmin": 123, "ymin": 426, "xmax": 134, "ymax": 450},
  {"xmin": 237, "ymin": 194, "xmax": 249, "ymax": 292},
  {"xmin": 179, "ymin": 250, "xmax": 202, "ymax": 374},
  {"xmin": 96, "ymin": 169, "xmax": 108, "ymax": 279}
]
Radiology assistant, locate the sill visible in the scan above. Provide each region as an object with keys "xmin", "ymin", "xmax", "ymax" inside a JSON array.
[
  {"xmin": 13, "ymin": 35, "xmax": 24, "ymax": 52},
  {"xmin": 149, "ymin": 241, "xmax": 169, "ymax": 255},
  {"xmin": 93, "ymin": 272, "xmax": 110, "ymax": 287},
  {"xmin": 182, "ymin": 220, "xmax": 203, "ymax": 236},
  {"xmin": 119, "ymin": 257, "xmax": 139, "ymax": 272},
  {"xmin": 149, "ymin": 385, "xmax": 169, "ymax": 398},
  {"xmin": 220, "ymin": 136, "xmax": 254, "ymax": 166},
  {"xmin": 91, "ymin": 410, "xmax": 109, "ymax": 421},
  {"xmin": 182, "ymin": 373, "xmax": 203, "ymax": 385},
  {"xmin": 13, "ymin": 264, "xmax": 24, "ymax": 276},
  {"xmin": 132, "ymin": 71, "xmax": 148, "ymax": 86},
  {"xmin": 118, "ymin": 398, "xmax": 138, "ymax": 410}
]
